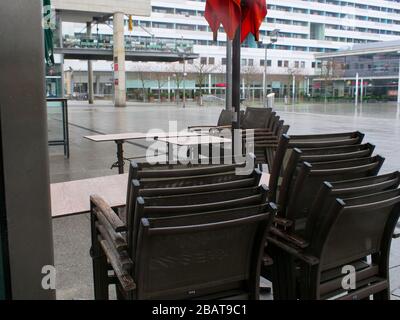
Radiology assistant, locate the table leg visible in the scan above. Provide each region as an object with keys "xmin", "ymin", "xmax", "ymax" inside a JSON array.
[
  {"xmin": 116, "ymin": 141, "xmax": 124, "ymax": 174},
  {"xmin": 167, "ymin": 142, "xmax": 173, "ymax": 164}
]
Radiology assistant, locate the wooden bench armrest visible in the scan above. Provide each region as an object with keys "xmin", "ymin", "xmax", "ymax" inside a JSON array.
[
  {"xmin": 188, "ymin": 125, "xmax": 218, "ymax": 130},
  {"xmin": 270, "ymin": 227, "xmax": 309, "ymax": 249},
  {"xmin": 267, "ymin": 236, "xmax": 319, "ymax": 266},
  {"xmin": 99, "ymin": 237, "xmax": 136, "ymax": 292},
  {"xmin": 91, "ymin": 194, "xmax": 126, "ymax": 232},
  {"xmin": 263, "ymin": 254, "xmax": 274, "ymax": 267},
  {"xmin": 273, "ymin": 216, "xmax": 293, "ymax": 228},
  {"xmin": 211, "ymin": 125, "xmax": 232, "ymax": 130},
  {"xmin": 96, "ymin": 222, "xmax": 128, "ymax": 252}
]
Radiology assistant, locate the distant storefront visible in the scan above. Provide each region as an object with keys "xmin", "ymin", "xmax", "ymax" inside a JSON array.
[{"xmin": 315, "ymin": 41, "xmax": 400, "ymax": 101}]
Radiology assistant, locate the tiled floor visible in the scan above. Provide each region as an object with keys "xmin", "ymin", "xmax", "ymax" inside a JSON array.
[{"xmin": 51, "ymin": 101, "xmax": 400, "ymax": 300}]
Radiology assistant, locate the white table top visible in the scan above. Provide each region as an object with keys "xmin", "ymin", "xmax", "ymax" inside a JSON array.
[
  {"xmin": 51, "ymin": 174, "xmax": 128, "ymax": 218},
  {"xmin": 157, "ymin": 135, "xmax": 231, "ymax": 146},
  {"xmin": 51, "ymin": 172, "xmax": 270, "ymax": 218},
  {"xmin": 85, "ymin": 131, "xmax": 202, "ymax": 142}
]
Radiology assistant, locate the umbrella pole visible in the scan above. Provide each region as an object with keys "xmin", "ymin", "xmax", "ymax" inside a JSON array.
[
  {"xmin": 232, "ymin": 23, "xmax": 241, "ymax": 162},
  {"xmin": 232, "ymin": 23, "xmax": 241, "ymax": 130}
]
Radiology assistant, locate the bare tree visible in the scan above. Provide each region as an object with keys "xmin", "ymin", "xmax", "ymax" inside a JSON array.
[
  {"xmin": 241, "ymin": 65, "xmax": 262, "ymax": 103},
  {"xmin": 319, "ymin": 59, "xmax": 345, "ymax": 102},
  {"xmin": 192, "ymin": 59, "xmax": 221, "ymax": 106},
  {"xmin": 168, "ymin": 63, "xmax": 185, "ymax": 104},
  {"xmin": 151, "ymin": 72, "xmax": 169, "ymax": 102},
  {"xmin": 285, "ymin": 67, "xmax": 305, "ymax": 103},
  {"xmin": 132, "ymin": 65, "xmax": 149, "ymax": 102}
]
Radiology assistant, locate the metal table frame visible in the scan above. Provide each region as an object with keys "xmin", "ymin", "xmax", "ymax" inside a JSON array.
[{"xmin": 47, "ymin": 98, "xmax": 70, "ymax": 158}]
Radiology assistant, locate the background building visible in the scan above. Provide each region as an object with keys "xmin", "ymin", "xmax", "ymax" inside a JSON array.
[
  {"xmin": 315, "ymin": 40, "xmax": 400, "ymax": 102},
  {"xmin": 56, "ymin": 0, "xmax": 400, "ymax": 102}
]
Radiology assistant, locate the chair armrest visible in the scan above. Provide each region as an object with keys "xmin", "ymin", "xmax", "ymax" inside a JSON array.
[
  {"xmin": 91, "ymin": 194, "xmax": 126, "ymax": 232},
  {"xmin": 263, "ymin": 254, "xmax": 274, "ymax": 267},
  {"xmin": 211, "ymin": 125, "xmax": 232, "ymax": 130},
  {"xmin": 273, "ymin": 216, "xmax": 293, "ymax": 228},
  {"xmin": 267, "ymin": 236, "xmax": 319, "ymax": 266},
  {"xmin": 188, "ymin": 125, "xmax": 218, "ymax": 130},
  {"xmin": 270, "ymin": 227, "xmax": 309, "ymax": 249},
  {"xmin": 99, "ymin": 238, "xmax": 136, "ymax": 292},
  {"xmin": 393, "ymin": 227, "xmax": 400, "ymax": 239}
]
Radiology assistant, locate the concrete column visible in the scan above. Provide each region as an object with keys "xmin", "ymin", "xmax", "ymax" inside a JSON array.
[
  {"xmin": 168, "ymin": 76, "xmax": 171, "ymax": 101},
  {"xmin": 397, "ymin": 54, "xmax": 400, "ymax": 105},
  {"xmin": 96, "ymin": 75, "xmax": 100, "ymax": 95},
  {"xmin": 87, "ymin": 22, "xmax": 94, "ymax": 104},
  {"xmin": 355, "ymin": 73, "xmax": 359, "ymax": 107},
  {"xmin": 226, "ymin": 40, "xmax": 232, "ymax": 110},
  {"xmin": 113, "ymin": 12, "xmax": 126, "ymax": 107},
  {"xmin": 208, "ymin": 74, "xmax": 212, "ymax": 94}
]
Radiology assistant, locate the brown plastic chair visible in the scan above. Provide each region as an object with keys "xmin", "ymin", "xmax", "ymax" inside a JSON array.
[
  {"xmin": 91, "ymin": 197, "xmax": 274, "ymax": 300},
  {"xmin": 284, "ymin": 155, "xmax": 385, "ymax": 226},
  {"xmin": 269, "ymin": 188, "xmax": 400, "ymax": 300},
  {"xmin": 129, "ymin": 185, "xmax": 269, "ymax": 256},
  {"xmin": 127, "ymin": 211, "xmax": 273, "ymax": 299},
  {"xmin": 188, "ymin": 109, "xmax": 243, "ymax": 132},
  {"xmin": 268, "ymin": 132, "xmax": 366, "ymax": 204}
]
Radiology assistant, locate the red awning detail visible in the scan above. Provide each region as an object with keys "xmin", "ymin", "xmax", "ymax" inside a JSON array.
[
  {"xmin": 241, "ymin": 0, "xmax": 268, "ymax": 42},
  {"xmin": 205, "ymin": 0, "xmax": 242, "ymax": 41}
]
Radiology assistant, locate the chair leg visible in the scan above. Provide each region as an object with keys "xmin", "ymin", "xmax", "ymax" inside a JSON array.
[{"xmin": 91, "ymin": 252, "xmax": 109, "ymax": 300}]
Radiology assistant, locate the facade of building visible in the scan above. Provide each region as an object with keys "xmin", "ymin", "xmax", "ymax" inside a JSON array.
[
  {"xmin": 59, "ymin": 0, "xmax": 400, "ymax": 101},
  {"xmin": 315, "ymin": 40, "xmax": 400, "ymax": 101}
]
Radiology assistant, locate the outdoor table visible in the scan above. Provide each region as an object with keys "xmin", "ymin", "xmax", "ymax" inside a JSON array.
[
  {"xmin": 156, "ymin": 135, "xmax": 232, "ymax": 163},
  {"xmin": 51, "ymin": 172, "xmax": 271, "ymax": 218},
  {"xmin": 84, "ymin": 131, "xmax": 203, "ymax": 174},
  {"xmin": 51, "ymin": 174, "xmax": 128, "ymax": 218}
]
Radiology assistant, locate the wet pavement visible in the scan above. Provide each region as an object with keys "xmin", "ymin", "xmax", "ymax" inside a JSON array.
[{"xmin": 51, "ymin": 101, "xmax": 400, "ymax": 300}]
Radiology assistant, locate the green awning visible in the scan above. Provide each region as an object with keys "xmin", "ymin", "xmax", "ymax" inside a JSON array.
[{"xmin": 43, "ymin": 0, "xmax": 54, "ymax": 66}]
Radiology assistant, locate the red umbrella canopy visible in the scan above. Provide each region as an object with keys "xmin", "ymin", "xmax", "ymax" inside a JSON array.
[
  {"xmin": 241, "ymin": 0, "xmax": 268, "ymax": 42},
  {"xmin": 204, "ymin": 0, "xmax": 242, "ymax": 41},
  {"xmin": 205, "ymin": 0, "xmax": 267, "ymax": 43}
]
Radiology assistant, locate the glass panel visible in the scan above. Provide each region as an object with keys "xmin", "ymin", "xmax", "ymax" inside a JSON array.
[{"xmin": 47, "ymin": 100, "xmax": 65, "ymax": 143}]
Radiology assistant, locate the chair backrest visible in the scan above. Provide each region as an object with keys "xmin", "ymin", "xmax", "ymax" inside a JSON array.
[
  {"xmin": 284, "ymin": 155, "xmax": 385, "ymax": 222},
  {"xmin": 242, "ymin": 107, "xmax": 273, "ymax": 129},
  {"xmin": 217, "ymin": 109, "xmax": 245, "ymax": 127},
  {"xmin": 309, "ymin": 189, "xmax": 400, "ymax": 272},
  {"xmin": 289, "ymin": 131, "xmax": 364, "ymax": 149},
  {"xmin": 300, "ymin": 143, "xmax": 375, "ymax": 163},
  {"xmin": 141, "ymin": 186, "xmax": 265, "ymax": 208},
  {"xmin": 305, "ymin": 172, "xmax": 400, "ymax": 240},
  {"xmin": 134, "ymin": 211, "xmax": 272, "ymax": 299},
  {"xmin": 269, "ymin": 133, "xmax": 366, "ymax": 203},
  {"xmin": 130, "ymin": 185, "xmax": 269, "ymax": 253}
]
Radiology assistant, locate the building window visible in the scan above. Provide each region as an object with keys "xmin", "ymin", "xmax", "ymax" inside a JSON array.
[
  {"xmin": 222, "ymin": 58, "xmax": 227, "ymax": 65},
  {"xmin": 208, "ymin": 57, "xmax": 215, "ymax": 65},
  {"xmin": 301, "ymin": 61, "xmax": 306, "ymax": 68},
  {"xmin": 248, "ymin": 59, "xmax": 254, "ymax": 66},
  {"xmin": 312, "ymin": 62, "xmax": 316, "ymax": 68},
  {"xmin": 294, "ymin": 61, "xmax": 300, "ymax": 68},
  {"xmin": 242, "ymin": 59, "xmax": 247, "ymax": 66},
  {"xmin": 200, "ymin": 57, "xmax": 207, "ymax": 65},
  {"xmin": 284, "ymin": 60, "xmax": 289, "ymax": 68},
  {"xmin": 278, "ymin": 60, "xmax": 283, "ymax": 67}
]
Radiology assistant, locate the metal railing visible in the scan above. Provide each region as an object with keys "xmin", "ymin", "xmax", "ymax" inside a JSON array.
[{"xmin": 61, "ymin": 35, "xmax": 194, "ymax": 54}]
